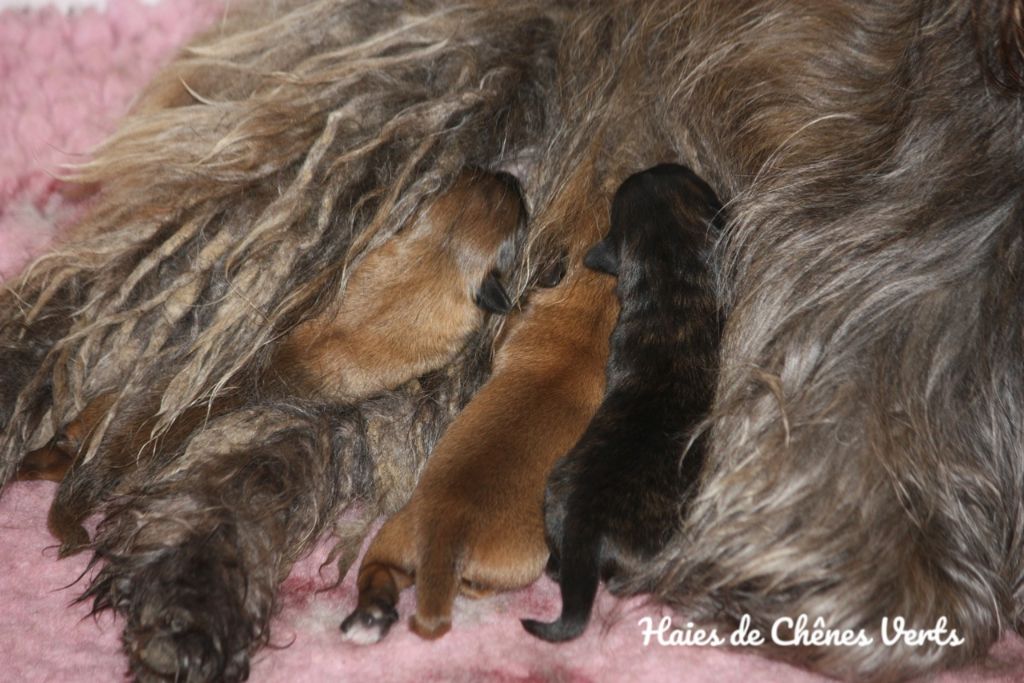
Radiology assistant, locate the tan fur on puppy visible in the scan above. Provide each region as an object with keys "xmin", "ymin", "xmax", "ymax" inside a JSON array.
[
  {"xmin": 341, "ymin": 264, "xmax": 618, "ymax": 643},
  {"xmin": 271, "ymin": 170, "xmax": 522, "ymax": 401},
  {"xmin": 16, "ymin": 393, "xmax": 115, "ymax": 483}
]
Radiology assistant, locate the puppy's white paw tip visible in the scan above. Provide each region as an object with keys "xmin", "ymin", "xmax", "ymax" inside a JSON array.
[{"xmin": 340, "ymin": 621, "xmax": 385, "ymax": 645}]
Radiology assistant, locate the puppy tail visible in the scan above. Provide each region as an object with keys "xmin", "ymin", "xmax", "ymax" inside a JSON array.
[
  {"xmin": 409, "ymin": 524, "xmax": 464, "ymax": 640},
  {"xmin": 522, "ymin": 517, "xmax": 601, "ymax": 642}
]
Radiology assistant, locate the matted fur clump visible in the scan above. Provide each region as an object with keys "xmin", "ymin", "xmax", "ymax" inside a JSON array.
[
  {"xmin": 82, "ymin": 330, "xmax": 496, "ymax": 682},
  {"xmin": 1, "ymin": 0, "xmax": 1023, "ymax": 681}
]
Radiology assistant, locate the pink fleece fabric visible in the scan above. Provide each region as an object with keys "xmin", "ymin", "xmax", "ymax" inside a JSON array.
[
  {"xmin": 0, "ymin": 0, "xmax": 219, "ymax": 278},
  {"xmin": 3, "ymin": 2, "xmax": 1024, "ymax": 681}
]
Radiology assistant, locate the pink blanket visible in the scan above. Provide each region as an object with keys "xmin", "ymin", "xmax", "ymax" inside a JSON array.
[{"xmin": 2, "ymin": 2, "xmax": 1023, "ymax": 681}]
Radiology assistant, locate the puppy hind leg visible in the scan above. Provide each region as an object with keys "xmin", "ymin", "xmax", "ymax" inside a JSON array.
[
  {"xmin": 522, "ymin": 513, "xmax": 602, "ymax": 642},
  {"xmin": 86, "ymin": 407, "xmax": 341, "ymax": 683},
  {"xmin": 409, "ymin": 525, "xmax": 465, "ymax": 640},
  {"xmin": 341, "ymin": 561, "xmax": 412, "ymax": 644},
  {"xmin": 341, "ymin": 514, "xmax": 417, "ymax": 644},
  {"xmin": 538, "ymin": 461, "xmax": 574, "ymax": 583}
]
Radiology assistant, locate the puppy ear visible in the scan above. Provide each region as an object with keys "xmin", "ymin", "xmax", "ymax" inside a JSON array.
[
  {"xmin": 584, "ymin": 239, "xmax": 619, "ymax": 276},
  {"xmin": 475, "ymin": 271, "xmax": 513, "ymax": 314}
]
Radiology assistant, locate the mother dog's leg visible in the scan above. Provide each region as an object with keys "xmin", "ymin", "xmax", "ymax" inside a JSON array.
[
  {"xmin": 81, "ymin": 325, "xmax": 496, "ymax": 682},
  {"xmin": 82, "ymin": 404, "xmax": 338, "ymax": 683}
]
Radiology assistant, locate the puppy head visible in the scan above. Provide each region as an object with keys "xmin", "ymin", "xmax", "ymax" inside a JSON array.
[
  {"xmin": 583, "ymin": 237, "xmax": 620, "ymax": 277},
  {"xmin": 433, "ymin": 170, "xmax": 527, "ymax": 315},
  {"xmin": 584, "ymin": 163, "xmax": 723, "ymax": 277},
  {"xmin": 476, "ymin": 269, "xmax": 514, "ymax": 315}
]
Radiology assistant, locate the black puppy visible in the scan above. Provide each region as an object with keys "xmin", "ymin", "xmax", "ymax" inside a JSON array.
[{"xmin": 522, "ymin": 163, "xmax": 723, "ymax": 642}]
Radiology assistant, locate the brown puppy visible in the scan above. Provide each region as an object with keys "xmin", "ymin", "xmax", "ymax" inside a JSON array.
[
  {"xmin": 17, "ymin": 169, "xmax": 524, "ymax": 553},
  {"xmin": 340, "ymin": 265, "xmax": 618, "ymax": 643},
  {"xmin": 270, "ymin": 169, "xmax": 523, "ymax": 401}
]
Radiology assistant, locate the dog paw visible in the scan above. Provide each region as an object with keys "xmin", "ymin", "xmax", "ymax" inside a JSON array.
[
  {"xmin": 340, "ymin": 602, "xmax": 399, "ymax": 645},
  {"xmin": 409, "ymin": 614, "xmax": 451, "ymax": 640},
  {"xmin": 96, "ymin": 535, "xmax": 259, "ymax": 683},
  {"xmin": 126, "ymin": 606, "xmax": 251, "ymax": 683}
]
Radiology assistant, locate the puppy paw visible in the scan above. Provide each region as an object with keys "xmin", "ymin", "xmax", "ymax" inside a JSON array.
[
  {"xmin": 340, "ymin": 602, "xmax": 399, "ymax": 645},
  {"xmin": 521, "ymin": 616, "xmax": 585, "ymax": 643},
  {"xmin": 409, "ymin": 614, "xmax": 450, "ymax": 640}
]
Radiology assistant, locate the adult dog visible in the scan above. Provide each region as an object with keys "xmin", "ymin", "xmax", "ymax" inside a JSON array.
[{"xmin": 1, "ymin": 0, "xmax": 1022, "ymax": 681}]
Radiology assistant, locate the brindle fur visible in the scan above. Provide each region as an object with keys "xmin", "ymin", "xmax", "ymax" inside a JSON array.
[
  {"xmin": 523, "ymin": 163, "xmax": 722, "ymax": 642},
  {"xmin": 0, "ymin": 1, "xmax": 1022, "ymax": 680}
]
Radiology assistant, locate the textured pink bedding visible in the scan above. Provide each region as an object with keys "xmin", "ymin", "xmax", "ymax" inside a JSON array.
[{"xmin": 2, "ymin": 2, "xmax": 1023, "ymax": 681}]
